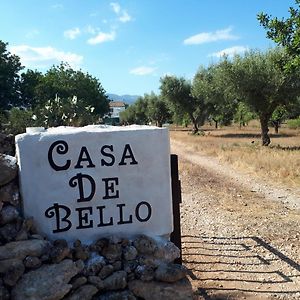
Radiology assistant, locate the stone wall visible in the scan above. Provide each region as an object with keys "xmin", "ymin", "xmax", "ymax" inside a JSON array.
[{"xmin": 0, "ymin": 135, "xmax": 194, "ymax": 300}]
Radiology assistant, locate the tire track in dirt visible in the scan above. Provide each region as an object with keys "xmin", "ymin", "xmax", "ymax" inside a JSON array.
[{"xmin": 171, "ymin": 139, "xmax": 300, "ymax": 211}]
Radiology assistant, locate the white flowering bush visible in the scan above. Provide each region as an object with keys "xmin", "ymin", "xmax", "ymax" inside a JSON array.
[{"xmin": 35, "ymin": 95, "xmax": 97, "ymax": 127}]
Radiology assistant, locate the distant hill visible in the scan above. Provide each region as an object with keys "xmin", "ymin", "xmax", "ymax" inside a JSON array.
[{"xmin": 107, "ymin": 93, "xmax": 140, "ymax": 105}]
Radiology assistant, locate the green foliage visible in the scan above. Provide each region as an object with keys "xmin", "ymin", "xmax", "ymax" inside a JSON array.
[
  {"xmin": 287, "ymin": 118, "xmax": 300, "ymax": 129},
  {"xmin": 193, "ymin": 62, "xmax": 237, "ymax": 129},
  {"xmin": 160, "ymin": 76, "xmax": 204, "ymax": 133},
  {"xmin": 120, "ymin": 92, "xmax": 170, "ymax": 127},
  {"xmin": 228, "ymin": 48, "xmax": 300, "ymax": 145},
  {"xmin": 7, "ymin": 108, "xmax": 34, "ymax": 135},
  {"xmin": 0, "ymin": 111, "xmax": 8, "ymax": 131},
  {"xmin": 172, "ymin": 112, "xmax": 190, "ymax": 127},
  {"xmin": 145, "ymin": 93, "xmax": 170, "ymax": 127},
  {"xmin": 270, "ymin": 105, "xmax": 289, "ymax": 133},
  {"xmin": 258, "ymin": 1, "xmax": 300, "ymax": 71},
  {"xmin": 20, "ymin": 69, "xmax": 43, "ymax": 108},
  {"xmin": 34, "ymin": 95, "xmax": 97, "ymax": 128},
  {"xmin": 0, "ymin": 40, "xmax": 24, "ymax": 110},
  {"xmin": 33, "ymin": 62, "xmax": 109, "ymax": 117},
  {"xmin": 234, "ymin": 102, "xmax": 256, "ymax": 127}
]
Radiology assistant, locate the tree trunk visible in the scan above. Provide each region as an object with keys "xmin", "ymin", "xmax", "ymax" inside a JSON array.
[
  {"xmin": 273, "ymin": 121, "xmax": 279, "ymax": 134},
  {"xmin": 259, "ymin": 115, "xmax": 271, "ymax": 146},
  {"xmin": 213, "ymin": 118, "xmax": 218, "ymax": 129},
  {"xmin": 190, "ymin": 115, "xmax": 198, "ymax": 134},
  {"xmin": 192, "ymin": 123, "xmax": 198, "ymax": 134}
]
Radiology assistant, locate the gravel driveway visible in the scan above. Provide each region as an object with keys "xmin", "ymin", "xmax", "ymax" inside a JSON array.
[{"xmin": 171, "ymin": 139, "xmax": 300, "ymax": 300}]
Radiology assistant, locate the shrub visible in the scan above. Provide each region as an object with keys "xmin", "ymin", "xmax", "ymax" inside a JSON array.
[{"xmin": 287, "ymin": 118, "xmax": 300, "ymax": 129}]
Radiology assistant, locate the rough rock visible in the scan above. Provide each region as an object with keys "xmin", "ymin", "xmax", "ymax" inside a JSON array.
[
  {"xmin": 155, "ymin": 263, "xmax": 188, "ymax": 283},
  {"xmin": 123, "ymin": 246, "xmax": 138, "ymax": 261},
  {"xmin": 98, "ymin": 264, "xmax": 114, "ymax": 279},
  {"xmin": 0, "ymin": 154, "xmax": 17, "ymax": 187},
  {"xmin": 133, "ymin": 235, "xmax": 157, "ymax": 255},
  {"xmin": 102, "ymin": 242, "xmax": 122, "ymax": 262},
  {"xmin": 0, "ymin": 289, "xmax": 10, "ymax": 300},
  {"xmin": 0, "ymin": 182, "xmax": 20, "ymax": 207},
  {"xmin": 0, "ymin": 239, "xmax": 50, "ymax": 260},
  {"xmin": 134, "ymin": 265, "xmax": 154, "ymax": 281},
  {"xmin": 90, "ymin": 238, "xmax": 109, "ymax": 253},
  {"xmin": 65, "ymin": 284, "xmax": 98, "ymax": 300},
  {"xmin": 0, "ymin": 133, "xmax": 14, "ymax": 156},
  {"xmin": 0, "ymin": 222, "xmax": 19, "ymax": 242},
  {"xmin": 96, "ymin": 290, "xmax": 137, "ymax": 300},
  {"xmin": 0, "ymin": 258, "xmax": 23, "ymax": 273},
  {"xmin": 0, "ymin": 284, "xmax": 10, "ymax": 300},
  {"xmin": 23, "ymin": 256, "xmax": 42, "ymax": 269},
  {"xmin": 83, "ymin": 253, "xmax": 106, "ymax": 276},
  {"xmin": 103, "ymin": 271, "xmax": 127, "ymax": 290},
  {"xmin": 128, "ymin": 278, "xmax": 194, "ymax": 300},
  {"xmin": 73, "ymin": 240, "xmax": 89, "ymax": 261},
  {"xmin": 88, "ymin": 275, "xmax": 104, "ymax": 289},
  {"xmin": 123, "ymin": 261, "xmax": 138, "ymax": 274},
  {"xmin": 0, "ymin": 205, "xmax": 19, "ymax": 225},
  {"xmin": 112, "ymin": 260, "xmax": 122, "ymax": 271},
  {"xmin": 50, "ymin": 239, "xmax": 71, "ymax": 263},
  {"xmin": 154, "ymin": 241, "xmax": 180, "ymax": 263},
  {"xmin": 3, "ymin": 261, "xmax": 25, "ymax": 286},
  {"xmin": 11, "ymin": 259, "xmax": 82, "ymax": 300},
  {"xmin": 70, "ymin": 276, "xmax": 87, "ymax": 290}
]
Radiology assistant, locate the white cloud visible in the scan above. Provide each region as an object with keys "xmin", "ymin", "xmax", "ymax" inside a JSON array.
[
  {"xmin": 110, "ymin": 2, "xmax": 132, "ymax": 23},
  {"xmin": 209, "ymin": 46, "xmax": 248, "ymax": 58},
  {"xmin": 87, "ymin": 31, "xmax": 116, "ymax": 45},
  {"xmin": 85, "ymin": 25, "xmax": 97, "ymax": 35},
  {"xmin": 119, "ymin": 11, "xmax": 131, "ymax": 23},
  {"xmin": 130, "ymin": 66, "xmax": 156, "ymax": 76},
  {"xmin": 64, "ymin": 27, "xmax": 81, "ymax": 40},
  {"xmin": 184, "ymin": 27, "xmax": 238, "ymax": 45},
  {"xmin": 9, "ymin": 45, "xmax": 83, "ymax": 69},
  {"xmin": 110, "ymin": 2, "xmax": 121, "ymax": 14}
]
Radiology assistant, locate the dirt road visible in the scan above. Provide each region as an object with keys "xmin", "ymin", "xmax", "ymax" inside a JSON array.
[{"xmin": 171, "ymin": 139, "xmax": 300, "ymax": 300}]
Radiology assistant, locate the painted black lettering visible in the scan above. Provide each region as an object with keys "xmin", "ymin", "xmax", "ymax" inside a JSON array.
[
  {"xmin": 69, "ymin": 173, "xmax": 96, "ymax": 202},
  {"xmin": 101, "ymin": 145, "xmax": 115, "ymax": 166},
  {"xmin": 96, "ymin": 205, "xmax": 114, "ymax": 227},
  {"xmin": 101, "ymin": 145, "xmax": 116, "ymax": 167},
  {"xmin": 45, "ymin": 203, "xmax": 72, "ymax": 233},
  {"xmin": 117, "ymin": 203, "xmax": 133, "ymax": 225},
  {"xmin": 76, "ymin": 206, "xmax": 93, "ymax": 229},
  {"xmin": 102, "ymin": 177, "xmax": 119, "ymax": 200},
  {"xmin": 74, "ymin": 146, "xmax": 95, "ymax": 169},
  {"xmin": 119, "ymin": 144, "xmax": 138, "ymax": 166},
  {"xmin": 48, "ymin": 140, "xmax": 71, "ymax": 171},
  {"xmin": 135, "ymin": 201, "xmax": 152, "ymax": 222}
]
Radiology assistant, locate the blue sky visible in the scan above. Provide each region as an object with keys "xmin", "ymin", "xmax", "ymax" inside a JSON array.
[{"xmin": 0, "ymin": 0, "xmax": 295, "ymax": 96}]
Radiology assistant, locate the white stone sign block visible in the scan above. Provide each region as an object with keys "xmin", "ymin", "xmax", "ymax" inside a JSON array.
[{"xmin": 16, "ymin": 125, "xmax": 173, "ymax": 243}]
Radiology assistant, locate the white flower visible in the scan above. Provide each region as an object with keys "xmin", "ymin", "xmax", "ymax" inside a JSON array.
[{"xmin": 71, "ymin": 96, "xmax": 77, "ymax": 105}]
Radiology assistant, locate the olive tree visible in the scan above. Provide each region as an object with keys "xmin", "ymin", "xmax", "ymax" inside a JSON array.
[
  {"xmin": 160, "ymin": 75, "xmax": 206, "ymax": 134},
  {"xmin": 229, "ymin": 48, "xmax": 300, "ymax": 145}
]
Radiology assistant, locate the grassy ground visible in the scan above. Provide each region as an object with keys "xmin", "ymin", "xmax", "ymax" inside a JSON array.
[{"xmin": 170, "ymin": 123, "xmax": 300, "ymax": 188}]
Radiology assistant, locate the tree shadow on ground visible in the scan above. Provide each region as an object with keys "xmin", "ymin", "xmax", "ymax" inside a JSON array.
[
  {"xmin": 213, "ymin": 133, "xmax": 296, "ymax": 139},
  {"xmin": 270, "ymin": 145, "xmax": 300, "ymax": 151},
  {"xmin": 182, "ymin": 235, "xmax": 300, "ymax": 300}
]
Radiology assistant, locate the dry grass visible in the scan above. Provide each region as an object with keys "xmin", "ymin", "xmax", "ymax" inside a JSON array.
[{"xmin": 170, "ymin": 125, "xmax": 300, "ymax": 187}]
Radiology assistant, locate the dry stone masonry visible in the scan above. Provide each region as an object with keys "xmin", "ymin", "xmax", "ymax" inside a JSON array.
[{"xmin": 0, "ymin": 128, "xmax": 194, "ymax": 300}]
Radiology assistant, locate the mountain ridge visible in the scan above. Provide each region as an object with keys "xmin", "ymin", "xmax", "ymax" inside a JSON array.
[{"xmin": 107, "ymin": 93, "xmax": 139, "ymax": 104}]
